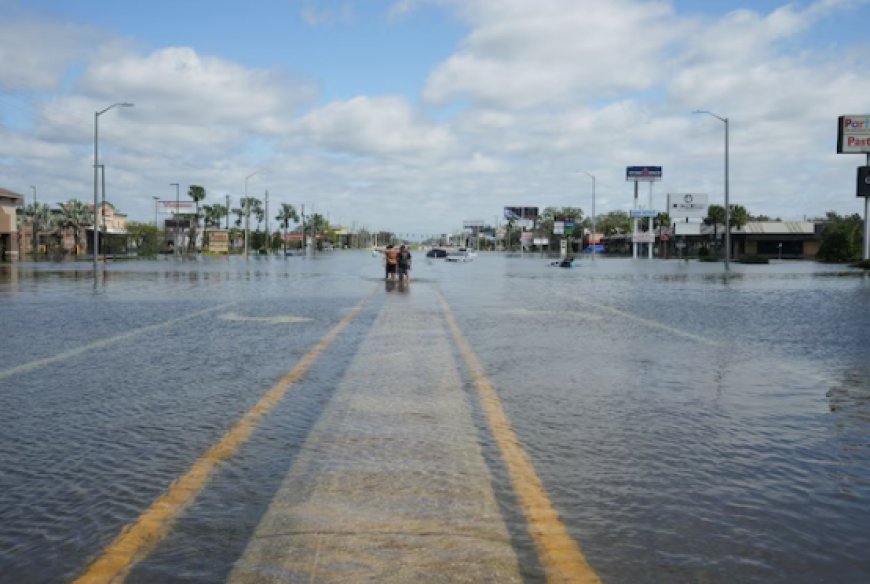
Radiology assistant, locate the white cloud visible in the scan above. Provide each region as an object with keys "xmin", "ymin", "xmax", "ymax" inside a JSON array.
[
  {"xmin": 423, "ymin": 0, "xmax": 681, "ymax": 109},
  {"xmin": 297, "ymin": 95, "xmax": 454, "ymax": 159},
  {"xmin": 0, "ymin": 16, "xmax": 101, "ymax": 92},
  {"xmin": 301, "ymin": 2, "xmax": 354, "ymax": 26}
]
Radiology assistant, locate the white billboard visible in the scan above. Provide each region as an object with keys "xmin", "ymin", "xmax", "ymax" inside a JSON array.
[
  {"xmin": 673, "ymin": 222, "xmax": 703, "ymax": 236},
  {"xmin": 837, "ymin": 115, "xmax": 870, "ymax": 154},
  {"xmin": 667, "ymin": 193, "xmax": 708, "ymax": 218},
  {"xmin": 632, "ymin": 232, "xmax": 655, "ymax": 243},
  {"xmin": 157, "ymin": 201, "xmax": 196, "ymax": 214}
]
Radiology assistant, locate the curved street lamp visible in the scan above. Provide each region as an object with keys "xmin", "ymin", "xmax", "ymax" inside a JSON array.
[
  {"xmin": 693, "ymin": 110, "xmax": 730, "ymax": 271},
  {"xmin": 93, "ymin": 102, "xmax": 133, "ymax": 271}
]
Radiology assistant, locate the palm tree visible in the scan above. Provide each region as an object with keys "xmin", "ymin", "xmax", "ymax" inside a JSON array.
[
  {"xmin": 56, "ymin": 199, "xmax": 91, "ymax": 255},
  {"xmin": 728, "ymin": 204, "xmax": 749, "ymax": 231},
  {"xmin": 276, "ymin": 203, "xmax": 299, "ymax": 254},
  {"xmin": 187, "ymin": 185, "xmax": 206, "ymax": 253},
  {"xmin": 704, "ymin": 204, "xmax": 726, "ymax": 247},
  {"xmin": 23, "ymin": 202, "xmax": 53, "ymax": 256}
]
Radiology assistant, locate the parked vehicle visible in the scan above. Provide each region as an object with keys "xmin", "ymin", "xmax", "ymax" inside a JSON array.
[{"xmin": 426, "ymin": 248, "xmax": 447, "ymax": 258}]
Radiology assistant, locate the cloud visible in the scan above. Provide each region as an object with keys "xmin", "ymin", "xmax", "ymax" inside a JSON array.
[
  {"xmin": 301, "ymin": 2, "xmax": 354, "ymax": 26},
  {"xmin": 423, "ymin": 0, "xmax": 682, "ymax": 109},
  {"xmin": 0, "ymin": 15, "xmax": 101, "ymax": 91},
  {"xmin": 297, "ymin": 95, "xmax": 454, "ymax": 159}
]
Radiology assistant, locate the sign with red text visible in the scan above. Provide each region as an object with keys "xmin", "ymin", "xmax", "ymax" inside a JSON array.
[{"xmin": 837, "ymin": 115, "xmax": 870, "ymax": 153}]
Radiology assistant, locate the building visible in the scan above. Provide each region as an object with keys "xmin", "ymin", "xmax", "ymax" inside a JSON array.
[
  {"xmin": 0, "ymin": 187, "xmax": 25, "ymax": 260},
  {"xmin": 731, "ymin": 221, "xmax": 819, "ymax": 259},
  {"xmin": 605, "ymin": 221, "xmax": 821, "ymax": 259}
]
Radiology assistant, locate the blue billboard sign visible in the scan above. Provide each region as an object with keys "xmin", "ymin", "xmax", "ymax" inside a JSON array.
[{"xmin": 626, "ymin": 166, "xmax": 662, "ymax": 181}]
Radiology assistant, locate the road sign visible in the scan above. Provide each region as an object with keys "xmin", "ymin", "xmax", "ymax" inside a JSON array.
[{"xmin": 630, "ymin": 209, "xmax": 657, "ymax": 218}]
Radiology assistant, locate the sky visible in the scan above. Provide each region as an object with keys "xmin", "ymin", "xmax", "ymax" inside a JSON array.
[{"xmin": 2, "ymin": 0, "xmax": 869, "ymax": 236}]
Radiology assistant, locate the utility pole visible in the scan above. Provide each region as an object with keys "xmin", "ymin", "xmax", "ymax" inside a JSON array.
[
  {"xmin": 265, "ymin": 190, "xmax": 270, "ymax": 253},
  {"xmin": 170, "ymin": 183, "xmax": 180, "ymax": 258},
  {"xmin": 301, "ymin": 204, "xmax": 306, "ymax": 252}
]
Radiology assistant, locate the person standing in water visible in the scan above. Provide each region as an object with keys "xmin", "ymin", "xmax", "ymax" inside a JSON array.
[
  {"xmin": 397, "ymin": 244, "xmax": 412, "ymax": 282},
  {"xmin": 378, "ymin": 244, "xmax": 400, "ymax": 280}
]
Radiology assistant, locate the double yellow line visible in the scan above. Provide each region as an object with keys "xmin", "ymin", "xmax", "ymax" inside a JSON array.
[
  {"xmin": 437, "ymin": 290, "xmax": 601, "ymax": 584},
  {"xmin": 74, "ymin": 294, "xmax": 373, "ymax": 584},
  {"xmin": 77, "ymin": 288, "xmax": 600, "ymax": 584}
]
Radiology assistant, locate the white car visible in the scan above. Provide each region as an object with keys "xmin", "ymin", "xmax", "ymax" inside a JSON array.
[{"xmin": 445, "ymin": 250, "xmax": 473, "ymax": 262}]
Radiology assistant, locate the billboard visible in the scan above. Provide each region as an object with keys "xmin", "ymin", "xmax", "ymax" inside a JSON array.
[
  {"xmin": 626, "ymin": 166, "xmax": 662, "ymax": 181},
  {"xmin": 837, "ymin": 115, "xmax": 870, "ymax": 154},
  {"xmin": 158, "ymin": 201, "xmax": 196, "ymax": 214},
  {"xmin": 463, "ymin": 219, "xmax": 486, "ymax": 228},
  {"xmin": 630, "ymin": 209, "xmax": 657, "ymax": 218},
  {"xmin": 667, "ymin": 193, "xmax": 709, "ymax": 217},
  {"xmin": 504, "ymin": 206, "xmax": 539, "ymax": 221}
]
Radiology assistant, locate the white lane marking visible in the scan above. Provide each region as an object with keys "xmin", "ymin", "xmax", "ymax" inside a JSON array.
[
  {"xmin": 0, "ymin": 303, "xmax": 235, "ymax": 381},
  {"xmin": 218, "ymin": 312, "xmax": 313, "ymax": 324},
  {"xmin": 552, "ymin": 291, "xmax": 720, "ymax": 346}
]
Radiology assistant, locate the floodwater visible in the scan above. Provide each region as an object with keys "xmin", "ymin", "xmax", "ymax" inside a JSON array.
[{"xmin": 1, "ymin": 252, "xmax": 869, "ymax": 583}]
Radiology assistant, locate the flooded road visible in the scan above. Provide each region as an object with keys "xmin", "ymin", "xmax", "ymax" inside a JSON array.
[{"xmin": 1, "ymin": 253, "xmax": 869, "ymax": 583}]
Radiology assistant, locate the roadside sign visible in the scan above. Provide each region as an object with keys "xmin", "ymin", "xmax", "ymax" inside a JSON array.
[
  {"xmin": 838, "ymin": 115, "xmax": 870, "ymax": 154},
  {"xmin": 667, "ymin": 193, "xmax": 708, "ymax": 217},
  {"xmin": 633, "ymin": 232, "xmax": 655, "ymax": 243},
  {"xmin": 626, "ymin": 166, "xmax": 662, "ymax": 182},
  {"xmin": 630, "ymin": 209, "xmax": 657, "ymax": 218},
  {"xmin": 857, "ymin": 166, "xmax": 870, "ymax": 197}
]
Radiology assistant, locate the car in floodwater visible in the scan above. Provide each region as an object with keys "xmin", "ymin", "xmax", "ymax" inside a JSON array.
[
  {"xmin": 445, "ymin": 249, "xmax": 473, "ymax": 262},
  {"xmin": 426, "ymin": 248, "xmax": 448, "ymax": 258}
]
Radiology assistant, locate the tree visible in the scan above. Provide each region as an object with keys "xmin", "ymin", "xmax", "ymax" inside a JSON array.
[
  {"xmin": 595, "ymin": 210, "xmax": 631, "ymax": 236},
  {"xmin": 704, "ymin": 204, "xmax": 726, "ymax": 243},
  {"xmin": 56, "ymin": 199, "xmax": 90, "ymax": 255},
  {"xmin": 276, "ymin": 203, "xmax": 299, "ymax": 254},
  {"xmin": 308, "ymin": 213, "xmax": 329, "ymax": 249},
  {"xmin": 23, "ymin": 202, "xmax": 53, "ymax": 256},
  {"xmin": 728, "ymin": 204, "xmax": 749, "ymax": 231},
  {"xmin": 187, "ymin": 185, "xmax": 206, "ymax": 253},
  {"xmin": 817, "ymin": 212, "xmax": 863, "ymax": 262},
  {"xmin": 201, "ymin": 204, "xmax": 224, "ymax": 250},
  {"xmin": 127, "ymin": 221, "xmax": 162, "ymax": 256}
]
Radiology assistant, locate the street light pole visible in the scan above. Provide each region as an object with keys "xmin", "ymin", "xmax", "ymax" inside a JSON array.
[
  {"xmin": 153, "ymin": 196, "xmax": 160, "ymax": 227},
  {"xmin": 98, "ymin": 164, "xmax": 106, "ymax": 263},
  {"xmin": 694, "ymin": 110, "xmax": 730, "ymax": 271},
  {"xmin": 579, "ymin": 171, "xmax": 596, "ymax": 261},
  {"xmin": 170, "ymin": 183, "xmax": 180, "ymax": 258},
  {"xmin": 93, "ymin": 102, "xmax": 133, "ymax": 271},
  {"xmin": 244, "ymin": 171, "xmax": 260, "ymax": 257}
]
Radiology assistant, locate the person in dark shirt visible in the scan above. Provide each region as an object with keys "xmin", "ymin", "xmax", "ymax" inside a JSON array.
[{"xmin": 397, "ymin": 245, "xmax": 412, "ymax": 281}]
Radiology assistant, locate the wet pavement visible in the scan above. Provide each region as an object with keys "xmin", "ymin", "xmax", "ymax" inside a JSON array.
[{"xmin": 1, "ymin": 253, "xmax": 869, "ymax": 583}]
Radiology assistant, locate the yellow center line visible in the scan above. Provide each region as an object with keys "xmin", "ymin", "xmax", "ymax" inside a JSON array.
[
  {"xmin": 73, "ymin": 291, "xmax": 375, "ymax": 584},
  {"xmin": 0, "ymin": 302, "xmax": 236, "ymax": 382},
  {"xmin": 436, "ymin": 289, "xmax": 602, "ymax": 584}
]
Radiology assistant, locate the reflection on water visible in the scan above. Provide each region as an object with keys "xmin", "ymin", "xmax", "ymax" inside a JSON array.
[{"xmin": 1, "ymin": 254, "xmax": 869, "ymax": 583}]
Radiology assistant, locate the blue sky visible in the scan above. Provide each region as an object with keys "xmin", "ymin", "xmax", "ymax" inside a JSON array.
[{"xmin": 2, "ymin": 0, "xmax": 870, "ymax": 234}]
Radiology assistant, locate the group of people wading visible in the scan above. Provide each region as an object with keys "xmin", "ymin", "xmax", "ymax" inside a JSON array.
[{"xmin": 376, "ymin": 244, "xmax": 412, "ymax": 282}]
